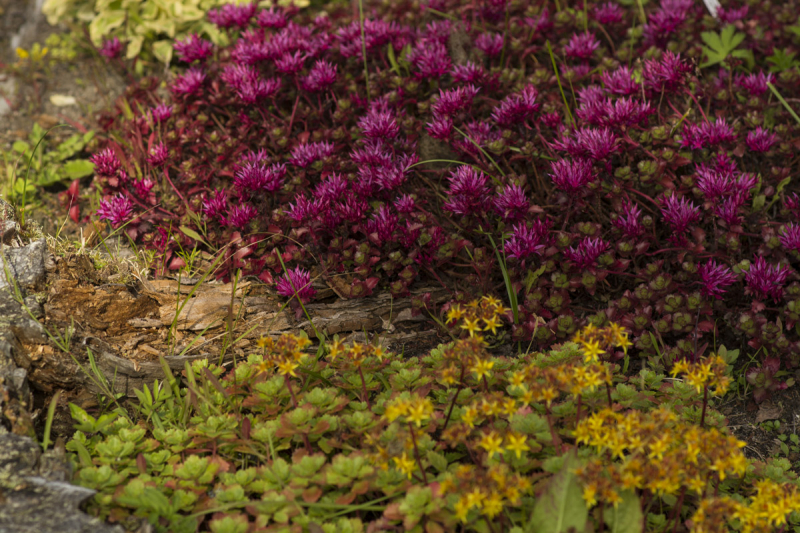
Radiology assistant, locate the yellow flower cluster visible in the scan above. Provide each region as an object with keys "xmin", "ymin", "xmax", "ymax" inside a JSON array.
[
  {"xmin": 439, "ymin": 463, "xmax": 533, "ymax": 522},
  {"xmin": 574, "ymin": 408, "xmax": 748, "ymax": 506},
  {"xmin": 691, "ymin": 479, "xmax": 800, "ymax": 533},
  {"xmin": 508, "ymin": 360, "xmax": 613, "ymax": 406},
  {"xmin": 327, "ymin": 338, "xmax": 387, "ymax": 366},
  {"xmin": 445, "ymin": 295, "xmax": 510, "ymax": 338},
  {"xmin": 572, "ymin": 322, "xmax": 632, "ymax": 362},
  {"xmin": 670, "ymin": 354, "xmax": 730, "ymax": 396},
  {"xmin": 255, "ymin": 333, "xmax": 311, "ymax": 377},
  {"xmin": 438, "ymin": 336, "xmax": 494, "ymax": 387},
  {"xmin": 384, "ymin": 396, "xmax": 435, "ymax": 427}
]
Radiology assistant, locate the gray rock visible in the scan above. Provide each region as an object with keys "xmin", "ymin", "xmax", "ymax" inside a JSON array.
[
  {"xmin": 0, "ymin": 433, "xmax": 123, "ymax": 533},
  {"xmin": 0, "ymin": 239, "xmax": 49, "ymax": 292}
]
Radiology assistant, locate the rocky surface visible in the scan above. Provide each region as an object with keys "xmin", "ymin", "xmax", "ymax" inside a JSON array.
[{"xmin": 0, "ymin": 232, "xmax": 123, "ymax": 532}]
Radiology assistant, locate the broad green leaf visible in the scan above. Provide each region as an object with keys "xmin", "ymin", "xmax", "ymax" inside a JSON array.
[
  {"xmin": 152, "ymin": 40, "xmax": 174, "ymax": 64},
  {"xmin": 767, "ymin": 48, "xmax": 798, "ymax": 73},
  {"xmin": 528, "ymin": 453, "xmax": 588, "ymax": 533},
  {"xmin": 700, "ymin": 25, "xmax": 746, "ymax": 68},
  {"xmin": 63, "ymin": 159, "xmax": 95, "ymax": 179},
  {"xmin": 603, "ymin": 490, "xmax": 643, "ymax": 533},
  {"xmin": 126, "ymin": 35, "xmax": 144, "ymax": 59},
  {"xmin": 89, "ymin": 10, "xmax": 126, "ymax": 45},
  {"xmin": 12, "ymin": 140, "xmax": 30, "ymax": 154},
  {"xmin": 752, "ymin": 194, "xmax": 766, "ymax": 211},
  {"xmin": 426, "ymin": 450, "xmax": 448, "ymax": 473}
]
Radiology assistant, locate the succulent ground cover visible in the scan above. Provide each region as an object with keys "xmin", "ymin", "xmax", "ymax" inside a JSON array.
[
  {"xmin": 8, "ymin": 0, "xmax": 800, "ymax": 530},
  {"xmin": 84, "ymin": 0, "xmax": 800, "ymax": 402}
]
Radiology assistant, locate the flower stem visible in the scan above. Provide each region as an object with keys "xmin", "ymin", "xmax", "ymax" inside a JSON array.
[{"xmin": 408, "ymin": 423, "xmax": 428, "ymax": 484}]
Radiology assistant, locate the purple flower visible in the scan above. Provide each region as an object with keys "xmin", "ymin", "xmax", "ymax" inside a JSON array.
[
  {"xmin": 554, "ymin": 127, "xmax": 619, "ymax": 161},
  {"xmin": 613, "ymin": 200, "xmax": 644, "ymax": 238},
  {"xmin": 358, "ymin": 110, "xmax": 399, "ymax": 140},
  {"xmin": 660, "ymin": 195, "xmax": 700, "ymax": 243},
  {"xmin": 642, "ymin": 0, "xmax": 692, "ymax": 47},
  {"xmin": 433, "ymin": 85, "xmax": 480, "ymax": 117},
  {"xmin": 505, "ymin": 221, "xmax": 547, "ymax": 261},
  {"xmin": 202, "ymin": 189, "xmax": 228, "ymax": 221},
  {"xmin": 337, "ymin": 196, "xmax": 369, "ymax": 223},
  {"xmin": 426, "ymin": 116, "xmax": 453, "ymax": 139},
  {"xmin": 133, "ymin": 178, "xmax": 154, "ymax": 199},
  {"xmin": 151, "ymin": 104, "xmax": 172, "ymax": 122},
  {"xmin": 491, "ymin": 85, "xmax": 540, "ymax": 126},
  {"xmin": 593, "ymin": 2, "xmax": 624, "ymax": 24},
  {"xmin": 698, "ymin": 260, "xmax": 738, "ymax": 299},
  {"xmin": 225, "ymin": 203, "xmax": 257, "ymax": 229},
  {"xmin": 408, "ymin": 39, "xmax": 451, "ymax": 79},
  {"xmin": 256, "ymin": 8, "xmax": 287, "ymax": 29},
  {"xmin": 786, "ymin": 193, "xmax": 800, "ymax": 217},
  {"xmin": 147, "ymin": 143, "xmax": 169, "ymax": 167},
  {"xmin": 97, "ymin": 195, "xmax": 133, "ymax": 227},
  {"xmin": 289, "ymin": 141, "xmax": 334, "ymax": 168},
  {"xmin": 366, "ymin": 205, "xmax": 398, "ymax": 240},
  {"xmin": 208, "ymin": 2, "xmax": 257, "ymax": 29},
  {"xmin": 171, "ymin": 68, "xmax": 206, "ymax": 96},
  {"xmin": 277, "ymin": 267, "xmax": 316, "ymax": 303},
  {"xmin": 735, "ymin": 71, "xmax": 775, "ymax": 97},
  {"xmin": 475, "ymin": 32, "xmax": 504, "ymax": 57},
  {"xmin": 714, "ymin": 195, "xmax": 747, "ymax": 226},
  {"xmin": 99, "ymin": 37, "xmax": 122, "ymax": 59},
  {"xmin": 746, "ymin": 257, "xmax": 790, "ymax": 302},
  {"xmin": 523, "ymin": 8, "xmax": 552, "ymax": 33},
  {"xmin": 451, "ymin": 62, "xmax": 485, "ymax": 84},
  {"xmin": 564, "ymin": 32, "xmax": 600, "ymax": 60},
  {"xmin": 780, "ymin": 223, "xmax": 800, "ymax": 254},
  {"xmin": 395, "ymin": 194, "xmax": 416, "ymax": 214},
  {"xmin": 276, "ymin": 50, "xmax": 305, "ymax": 74},
  {"xmin": 680, "ymin": 118, "xmax": 736, "ymax": 150},
  {"xmin": 90, "ymin": 148, "xmax": 121, "ymax": 177},
  {"xmin": 550, "ymin": 158, "xmax": 595, "ymax": 195},
  {"xmin": 718, "ymin": 5, "xmax": 749, "ymax": 24},
  {"xmin": 313, "ymin": 173, "xmax": 348, "ymax": 203},
  {"xmin": 601, "ymin": 66, "xmax": 639, "ymax": 96},
  {"xmin": 564, "ymin": 237, "xmax": 609, "ymax": 269},
  {"xmin": 234, "ymin": 162, "xmax": 286, "ymax": 195},
  {"xmin": 336, "ymin": 19, "xmax": 408, "ymax": 59},
  {"xmin": 287, "ymin": 194, "xmax": 322, "ymax": 222},
  {"xmin": 302, "ymin": 60, "xmax": 337, "ymax": 92},
  {"xmin": 424, "ymin": 20, "xmax": 452, "ymax": 44},
  {"xmin": 642, "ymin": 51, "xmax": 691, "ymax": 94},
  {"xmin": 222, "ymin": 64, "xmax": 281, "ymax": 103},
  {"xmin": 443, "ymin": 166, "xmax": 491, "ymax": 216},
  {"xmin": 746, "ymin": 127, "xmax": 778, "ymax": 153},
  {"xmin": 494, "ymin": 184, "xmax": 529, "ymax": 222},
  {"xmin": 174, "ymin": 34, "xmax": 213, "ymax": 63}
]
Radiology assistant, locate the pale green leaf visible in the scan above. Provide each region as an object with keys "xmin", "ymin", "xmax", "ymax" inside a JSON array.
[
  {"xmin": 603, "ymin": 490, "xmax": 643, "ymax": 533},
  {"xmin": 528, "ymin": 453, "xmax": 588, "ymax": 533}
]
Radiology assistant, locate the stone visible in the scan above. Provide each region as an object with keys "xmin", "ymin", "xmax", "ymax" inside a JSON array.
[
  {"xmin": 0, "ymin": 432, "xmax": 124, "ymax": 533},
  {"xmin": 0, "ymin": 239, "xmax": 50, "ymax": 292}
]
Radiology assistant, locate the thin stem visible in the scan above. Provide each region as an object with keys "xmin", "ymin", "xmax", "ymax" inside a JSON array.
[
  {"xmin": 285, "ymin": 375, "xmax": 299, "ymax": 409},
  {"xmin": 358, "ymin": 0, "xmax": 371, "ymax": 103},
  {"xmin": 408, "ymin": 424, "xmax": 429, "ymax": 484},
  {"xmin": 357, "ymin": 366, "xmax": 372, "ymax": 408},
  {"xmin": 443, "ymin": 366, "xmax": 466, "ymax": 430},
  {"xmin": 700, "ymin": 384, "xmax": 709, "ymax": 427}
]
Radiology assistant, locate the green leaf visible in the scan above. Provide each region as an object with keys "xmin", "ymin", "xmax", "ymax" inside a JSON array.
[
  {"xmin": 152, "ymin": 40, "xmax": 174, "ymax": 64},
  {"xmin": 752, "ymin": 194, "xmax": 766, "ymax": 211},
  {"xmin": 12, "ymin": 140, "xmax": 30, "ymax": 154},
  {"xmin": 179, "ymin": 225, "xmax": 208, "ymax": 246},
  {"xmin": 603, "ymin": 490, "xmax": 643, "ymax": 533},
  {"xmin": 89, "ymin": 10, "xmax": 126, "ymax": 45},
  {"xmin": 767, "ymin": 48, "xmax": 798, "ymax": 73},
  {"xmin": 386, "ymin": 44, "xmax": 401, "ymax": 76},
  {"xmin": 63, "ymin": 159, "xmax": 95, "ymax": 179},
  {"xmin": 700, "ymin": 25, "xmax": 746, "ymax": 69},
  {"xmin": 426, "ymin": 450, "xmax": 448, "ymax": 473},
  {"xmin": 126, "ymin": 35, "xmax": 144, "ymax": 59},
  {"xmin": 528, "ymin": 453, "xmax": 588, "ymax": 533}
]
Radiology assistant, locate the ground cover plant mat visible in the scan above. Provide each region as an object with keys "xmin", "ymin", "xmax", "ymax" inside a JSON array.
[{"xmin": 7, "ymin": 0, "xmax": 800, "ymax": 530}]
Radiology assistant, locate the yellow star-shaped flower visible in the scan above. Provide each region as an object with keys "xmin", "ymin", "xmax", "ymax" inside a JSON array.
[
  {"xmin": 479, "ymin": 431, "xmax": 504, "ymax": 459},
  {"xmin": 505, "ymin": 432, "xmax": 531, "ymax": 459}
]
